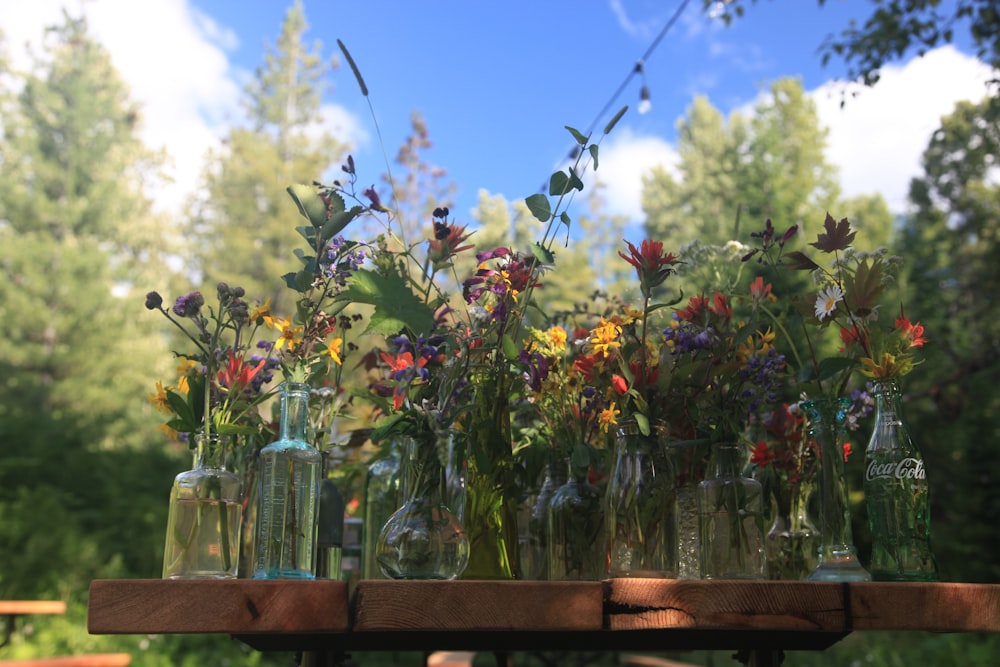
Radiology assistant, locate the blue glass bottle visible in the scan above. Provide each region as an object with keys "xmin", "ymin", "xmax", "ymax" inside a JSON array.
[{"xmin": 253, "ymin": 382, "xmax": 322, "ymax": 579}]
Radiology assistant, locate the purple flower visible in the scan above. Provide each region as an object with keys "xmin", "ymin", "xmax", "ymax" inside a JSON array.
[{"xmin": 172, "ymin": 291, "xmax": 204, "ymax": 318}]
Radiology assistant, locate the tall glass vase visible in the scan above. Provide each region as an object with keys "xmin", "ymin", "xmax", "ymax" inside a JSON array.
[
  {"xmin": 521, "ymin": 459, "xmax": 564, "ymax": 581},
  {"xmin": 376, "ymin": 435, "xmax": 469, "ymax": 579},
  {"xmin": 460, "ymin": 382, "xmax": 519, "ymax": 579},
  {"xmin": 361, "ymin": 439, "xmax": 402, "ymax": 579},
  {"xmin": 669, "ymin": 441, "xmax": 708, "ymax": 579},
  {"xmin": 547, "ymin": 459, "xmax": 603, "ymax": 581},
  {"xmin": 162, "ymin": 433, "xmax": 242, "ymax": 579},
  {"xmin": 801, "ymin": 397, "xmax": 871, "ymax": 582},
  {"xmin": 697, "ymin": 442, "xmax": 767, "ymax": 580},
  {"xmin": 864, "ymin": 379, "xmax": 938, "ymax": 581},
  {"xmin": 606, "ymin": 421, "xmax": 677, "ymax": 578},
  {"xmin": 253, "ymin": 382, "xmax": 322, "ymax": 580}
]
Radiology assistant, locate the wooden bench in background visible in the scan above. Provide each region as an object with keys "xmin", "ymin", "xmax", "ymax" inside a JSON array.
[{"xmin": 0, "ymin": 600, "xmax": 129, "ymax": 667}]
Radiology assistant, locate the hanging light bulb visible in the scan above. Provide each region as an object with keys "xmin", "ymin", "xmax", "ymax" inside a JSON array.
[
  {"xmin": 638, "ymin": 85, "xmax": 652, "ymax": 115},
  {"xmin": 635, "ymin": 59, "xmax": 652, "ymax": 115}
]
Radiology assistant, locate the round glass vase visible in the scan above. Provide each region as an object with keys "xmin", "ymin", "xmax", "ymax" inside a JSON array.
[
  {"xmin": 801, "ymin": 397, "xmax": 871, "ymax": 582},
  {"xmin": 546, "ymin": 459, "xmax": 604, "ymax": 581},
  {"xmin": 162, "ymin": 433, "xmax": 242, "ymax": 579},
  {"xmin": 765, "ymin": 480, "xmax": 818, "ymax": 580},
  {"xmin": 864, "ymin": 379, "xmax": 938, "ymax": 581},
  {"xmin": 376, "ymin": 435, "xmax": 470, "ymax": 580},
  {"xmin": 253, "ymin": 381, "xmax": 323, "ymax": 580},
  {"xmin": 697, "ymin": 442, "xmax": 767, "ymax": 580},
  {"xmin": 606, "ymin": 421, "xmax": 677, "ymax": 578}
]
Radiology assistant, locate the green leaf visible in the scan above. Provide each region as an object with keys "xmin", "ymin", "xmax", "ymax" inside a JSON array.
[
  {"xmin": 501, "ymin": 333, "xmax": 519, "ymax": 361},
  {"xmin": 810, "ymin": 213, "xmax": 856, "ymax": 252},
  {"xmin": 530, "ymin": 242, "xmax": 556, "ymax": 264},
  {"xmin": 567, "ymin": 167, "xmax": 584, "ymax": 192},
  {"xmin": 338, "ymin": 268, "xmax": 436, "ymax": 336},
  {"xmin": 634, "ymin": 412, "xmax": 650, "ymax": 436},
  {"xmin": 287, "ymin": 184, "xmax": 329, "ymax": 227},
  {"xmin": 844, "ymin": 258, "xmax": 883, "ymax": 316},
  {"xmin": 589, "ymin": 144, "xmax": 599, "ymax": 170},
  {"xmin": 571, "ymin": 443, "xmax": 590, "ymax": 469},
  {"xmin": 525, "ymin": 193, "xmax": 551, "ymax": 222},
  {"xmin": 321, "ymin": 206, "xmax": 361, "ymax": 243},
  {"xmin": 566, "ymin": 126, "xmax": 588, "ymax": 145},
  {"xmin": 549, "ymin": 171, "xmax": 570, "ymax": 197},
  {"xmin": 294, "ymin": 269, "xmax": 313, "ymax": 292}
]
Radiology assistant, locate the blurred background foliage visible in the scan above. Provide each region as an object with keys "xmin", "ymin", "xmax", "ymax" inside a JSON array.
[{"xmin": 1, "ymin": 2, "xmax": 999, "ymax": 665}]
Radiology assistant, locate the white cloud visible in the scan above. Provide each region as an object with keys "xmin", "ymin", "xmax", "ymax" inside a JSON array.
[
  {"xmin": 812, "ymin": 45, "xmax": 995, "ymax": 214},
  {"xmin": 0, "ymin": 0, "xmax": 364, "ymax": 218},
  {"xmin": 592, "ymin": 127, "xmax": 679, "ymax": 222}
]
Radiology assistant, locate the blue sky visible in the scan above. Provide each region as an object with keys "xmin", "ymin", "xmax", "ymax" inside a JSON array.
[{"xmin": 3, "ymin": 1, "xmax": 995, "ymax": 227}]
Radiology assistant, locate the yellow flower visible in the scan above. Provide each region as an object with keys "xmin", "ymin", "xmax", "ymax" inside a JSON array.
[
  {"xmin": 175, "ymin": 358, "xmax": 198, "ymax": 393},
  {"xmin": 861, "ymin": 352, "xmax": 912, "ymax": 379},
  {"xmin": 265, "ymin": 316, "xmax": 303, "ymax": 352},
  {"xmin": 156, "ymin": 423, "xmax": 179, "ymax": 440},
  {"xmin": 546, "ymin": 325, "xmax": 568, "ymax": 351},
  {"xmin": 147, "ymin": 381, "xmax": 171, "ymax": 413},
  {"xmin": 325, "ymin": 337, "xmax": 343, "ymax": 364},
  {"xmin": 598, "ymin": 402, "xmax": 620, "ymax": 433},
  {"xmin": 250, "ymin": 297, "xmax": 272, "ymax": 322},
  {"xmin": 589, "ymin": 319, "xmax": 622, "ymax": 358}
]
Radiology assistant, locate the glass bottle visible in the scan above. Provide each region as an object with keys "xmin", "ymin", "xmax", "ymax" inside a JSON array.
[
  {"xmin": 697, "ymin": 442, "xmax": 767, "ymax": 580},
  {"xmin": 606, "ymin": 421, "xmax": 677, "ymax": 578},
  {"xmin": 376, "ymin": 435, "xmax": 469, "ymax": 579},
  {"xmin": 315, "ymin": 450, "xmax": 345, "ymax": 580},
  {"xmin": 801, "ymin": 397, "xmax": 871, "ymax": 582},
  {"xmin": 361, "ymin": 439, "xmax": 402, "ymax": 579},
  {"xmin": 864, "ymin": 379, "xmax": 938, "ymax": 581},
  {"xmin": 162, "ymin": 433, "xmax": 242, "ymax": 579},
  {"xmin": 546, "ymin": 457, "xmax": 603, "ymax": 581},
  {"xmin": 669, "ymin": 441, "xmax": 708, "ymax": 580},
  {"xmin": 253, "ymin": 382, "xmax": 322, "ymax": 580},
  {"xmin": 521, "ymin": 459, "xmax": 564, "ymax": 581},
  {"xmin": 765, "ymin": 480, "xmax": 818, "ymax": 580}
]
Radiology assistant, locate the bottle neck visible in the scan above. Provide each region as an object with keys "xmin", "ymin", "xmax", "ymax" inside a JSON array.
[
  {"xmin": 279, "ymin": 382, "xmax": 311, "ymax": 443},
  {"xmin": 193, "ymin": 433, "xmax": 227, "ymax": 470},
  {"xmin": 873, "ymin": 379, "xmax": 904, "ymax": 423},
  {"xmin": 708, "ymin": 443, "xmax": 744, "ymax": 479}
]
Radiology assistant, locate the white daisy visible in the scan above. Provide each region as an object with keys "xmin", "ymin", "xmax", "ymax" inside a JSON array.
[{"xmin": 814, "ymin": 285, "xmax": 843, "ymax": 321}]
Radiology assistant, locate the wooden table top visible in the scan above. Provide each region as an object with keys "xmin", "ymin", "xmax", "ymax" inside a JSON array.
[
  {"xmin": 86, "ymin": 579, "xmax": 1000, "ymax": 654},
  {"xmin": 0, "ymin": 601, "xmax": 67, "ymax": 616}
]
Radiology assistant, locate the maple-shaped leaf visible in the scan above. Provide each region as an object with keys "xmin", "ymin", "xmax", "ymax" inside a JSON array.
[
  {"xmin": 783, "ymin": 251, "xmax": 820, "ymax": 271},
  {"xmin": 337, "ymin": 268, "xmax": 436, "ymax": 337},
  {"xmin": 810, "ymin": 213, "xmax": 856, "ymax": 252},
  {"xmin": 843, "ymin": 258, "xmax": 883, "ymax": 316}
]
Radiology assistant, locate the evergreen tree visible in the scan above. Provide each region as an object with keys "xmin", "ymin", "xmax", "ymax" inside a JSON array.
[
  {"xmin": 187, "ymin": 0, "xmax": 346, "ymax": 317},
  {"xmin": 0, "ymin": 12, "xmax": 176, "ymax": 602}
]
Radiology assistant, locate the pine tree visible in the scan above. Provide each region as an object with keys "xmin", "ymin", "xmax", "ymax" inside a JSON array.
[{"xmin": 187, "ymin": 0, "xmax": 347, "ymax": 317}]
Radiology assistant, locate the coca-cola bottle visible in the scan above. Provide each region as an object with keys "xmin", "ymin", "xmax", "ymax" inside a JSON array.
[{"xmin": 863, "ymin": 379, "xmax": 938, "ymax": 581}]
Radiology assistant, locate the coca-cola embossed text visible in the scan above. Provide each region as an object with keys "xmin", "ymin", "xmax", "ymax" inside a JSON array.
[{"xmin": 865, "ymin": 457, "xmax": 925, "ymax": 482}]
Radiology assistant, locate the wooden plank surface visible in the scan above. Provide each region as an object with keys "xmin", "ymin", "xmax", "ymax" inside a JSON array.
[
  {"xmin": 352, "ymin": 580, "xmax": 604, "ymax": 632},
  {"xmin": 87, "ymin": 579, "xmax": 348, "ymax": 635},
  {"xmin": 849, "ymin": 582, "xmax": 1000, "ymax": 632},
  {"xmin": 0, "ymin": 601, "xmax": 67, "ymax": 616},
  {"xmin": 0, "ymin": 654, "xmax": 131, "ymax": 667},
  {"xmin": 604, "ymin": 580, "xmax": 848, "ymax": 632}
]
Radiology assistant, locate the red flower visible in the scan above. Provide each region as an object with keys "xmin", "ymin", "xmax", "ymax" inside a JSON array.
[
  {"xmin": 427, "ymin": 220, "xmax": 474, "ymax": 269},
  {"xmin": 894, "ymin": 315, "xmax": 927, "ymax": 348},
  {"xmin": 217, "ymin": 350, "xmax": 266, "ymax": 392},
  {"xmin": 618, "ymin": 239, "xmax": 680, "ymax": 297},
  {"xmin": 611, "ymin": 374, "xmax": 628, "ymax": 396}
]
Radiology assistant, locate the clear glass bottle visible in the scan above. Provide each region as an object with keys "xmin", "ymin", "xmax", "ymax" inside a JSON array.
[
  {"xmin": 253, "ymin": 382, "xmax": 322, "ymax": 580},
  {"xmin": 606, "ymin": 421, "xmax": 677, "ymax": 578},
  {"xmin": 361, "ymin": 439, "xmax": 402, "ymax": 579},
  {"xmin": 521, "ymin": 459, "xmax": 564, "ymax": 581},
  {"xmin": 162, "ymin": 433, "xmax": 242, "ymax": 579},
  {"xmin": 864, "ymin": 379, "xmax": 938, "ymax": 581},
  {"xmin": 546, "ymin": 457, "xmax": 603, "ymax": 581},
  {"xmin": 765, "ymin": 480, "xmax": 818, "ymax": 580},
  {"xmin": 801, "ymin": 397, "xmax": 871, "ymax": 582},
  {"xmin": 376, "ymin": 435, "xmax": 469, "ymax": 579},
  {"xmin": 697, "ymin": 442, "xmax": 767, "ymax": 580}
]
